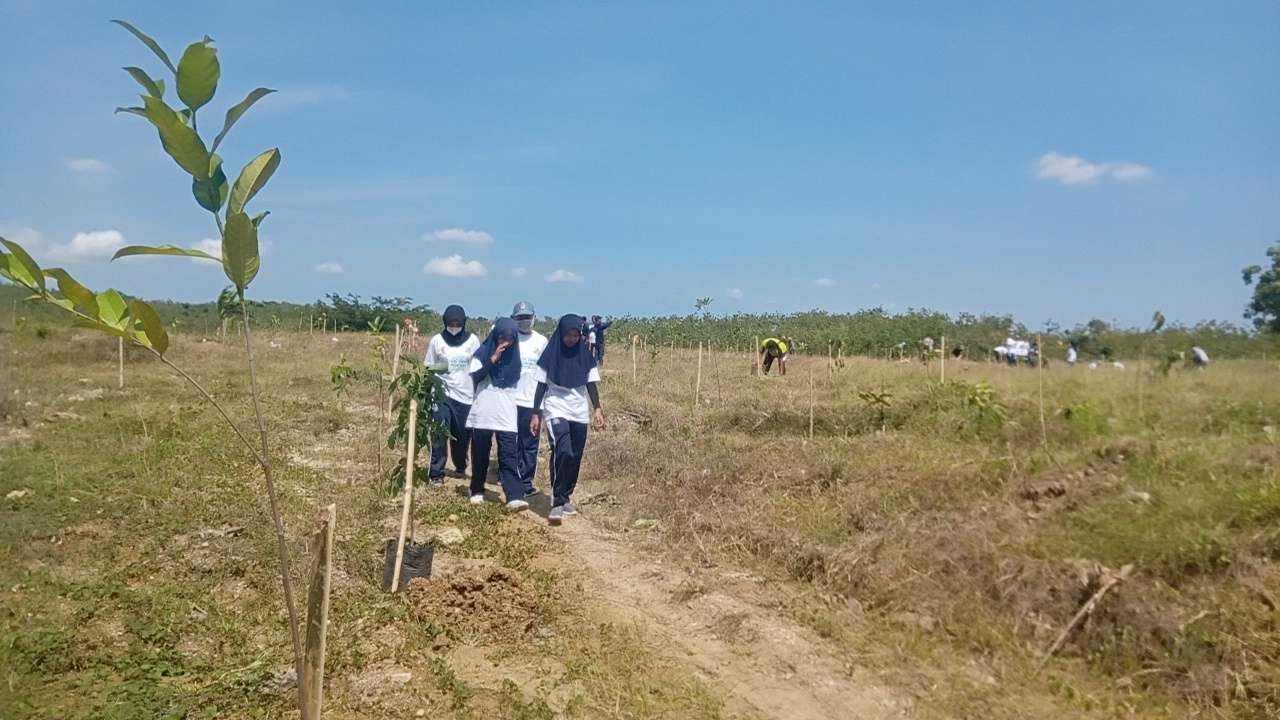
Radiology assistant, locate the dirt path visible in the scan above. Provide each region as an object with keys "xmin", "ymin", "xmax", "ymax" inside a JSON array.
[{"xmin": 540, "ymin": 510, "xmax": 909, "ymax": 720}]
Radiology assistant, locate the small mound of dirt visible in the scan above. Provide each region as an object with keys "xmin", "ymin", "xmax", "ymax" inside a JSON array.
[{"xmin": 407, "ymin": 567, "xmax": 539, "ymax": 638}]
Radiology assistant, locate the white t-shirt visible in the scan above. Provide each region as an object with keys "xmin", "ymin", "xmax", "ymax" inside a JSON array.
[
  {"xmin": 534, "ymin": 366, "xmax": 601, "ymax": 425},
  {"xmin": 514, "ymin": 331, "xmax": 549, "ymax": 408},
  {"xmin": 424, "ymin": 333, "xmax": 481, "ymax": 404},
  {"xmin": 465, "ymin": 357, "xmax": 518, "ymax": 433},
  {"xmin": 1066, "ymin": 347, "xmax": 1078, "ymax": 363}
]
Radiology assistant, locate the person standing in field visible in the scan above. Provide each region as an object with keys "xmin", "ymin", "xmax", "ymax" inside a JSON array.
[
  {"xmin": 1191, "ymin": 346, "xmax": 1211, "ymax": 369},
  {"xmin": 590, "ymin": 315, "xmax": 614, "ymax": 366},
  {"xmin": 424, "ymin": 305, "xmax": 480, "ymax": 485},
  {"xmin": 759, "ymin": 336, "xmax": 791, "ymax": 375},
  {"xmin": 511, "ymin": 301, "xmax": 548, "ymax": 497},
  {"xmin": 1066, "ymin": 340, "xmax": 1079, "ymax": 366},
  {"xmin": 466, "ymin": 318, "xmax": 529, "ymax": 512},
  {"xmin": 531, "ymin": 314, "xmax": 606, "ymax": 526}
]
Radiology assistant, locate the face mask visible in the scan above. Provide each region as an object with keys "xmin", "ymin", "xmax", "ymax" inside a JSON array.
[
  {"xmin": 446, "ymin": 326, "xmax": 462, "ymax": 336},
  {"xmin": 515, "ymin": 318, "xmax": 534, "ymax": 333}
]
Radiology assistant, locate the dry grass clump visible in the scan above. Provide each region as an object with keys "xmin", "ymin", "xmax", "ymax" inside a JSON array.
[{"xmin": 589, "ymin": 349, "xmax": 1280, "ymax": 716}]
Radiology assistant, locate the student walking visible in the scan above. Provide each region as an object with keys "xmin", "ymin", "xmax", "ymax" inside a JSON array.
[
  {"xmin": 511, "ymin": 301, "xmax": 548, "ymax": 497},
  {"xmin": 424, "ymin": 305, "xmax": 480, "ymax": 485},
  {"xmin": 466, "ymin": 318, "xmax": 529, "ymax": 512},
  {"xmin": 531, "ymin": 314, "xmax": 606, "ymax": 525}
]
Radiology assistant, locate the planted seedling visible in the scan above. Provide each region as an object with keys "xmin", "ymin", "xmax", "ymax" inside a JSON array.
[{"xmin": 2, "ymin": 20, "xmax": 331, "ymax": 719}]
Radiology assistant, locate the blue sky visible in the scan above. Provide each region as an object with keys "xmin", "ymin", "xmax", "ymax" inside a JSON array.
[{"xmin": 1, "ymin": 1, "xmax": 1276, "ymax": 328}]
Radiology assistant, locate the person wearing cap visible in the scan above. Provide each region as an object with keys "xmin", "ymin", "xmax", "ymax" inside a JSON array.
[{"xmin": 511, "ymin": 301, "xmax": 548, "ymax": 496}]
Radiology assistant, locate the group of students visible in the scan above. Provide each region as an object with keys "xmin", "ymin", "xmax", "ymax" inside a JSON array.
[{"xmin": 422, "ymin": 302, "xmax": 605, "ymax": 525}]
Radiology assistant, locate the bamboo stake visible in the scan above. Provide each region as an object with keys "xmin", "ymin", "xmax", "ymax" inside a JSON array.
[
  {"xmin": 631, "ymin": 335, "xmax": 638, "ymax": 384},
  {"xmin": 117, "ymin": 337, "xmax": 124, "ymax": 389},
  {"xmin": 754, "ymin": 336, "xmax": 762, "ymax": 376},
  {"xmin": 1037, "ymin": 333, "xmax": 1049, "ymax": 451},
  {"xmin": 300, "ymin": 504, "xmax": 336, "ymax": 719},
  {"xmin": 808, "ymin": 365, "xmax": 815, "ymax": 441},
  {"xmin": 941, "ymin": 335, "xmax": 946, "ymax": 384},
  {"xmin": 309, "ymin": 313, "xmax": 314, "ymax": 336},
  {"xmin": 694, "ymin": 341, "xmax": 703, "ymax": 406},
  {"xmin": 390, "ymin": 398, "xmax": 418, "ymax": 593}
]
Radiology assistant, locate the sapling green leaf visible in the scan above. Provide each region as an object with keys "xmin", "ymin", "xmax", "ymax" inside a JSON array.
[
  {"xmin": 113, "ymin": 244, "xmax": 220, "ymax": 262},
  {"xmin": 222, "ymin": 210, "xmax": 261, "ymax": 291},
  {"xmin": 0, "ymin": 238, "xmax": 46, "ymax": 292},
  {"xmin": 192, "ymin": 153, "xmax": 230, "ymax": 212},
  {"xmin": 123, "ymin": 66, "xmax": 165, "ymax": 98},
  {"xmin": 111, "ymin": 20, "xmax": 177, "ymax": 74},
  {"xmin": 141, "ymin": 95, "xmax": 211, "ymax": 178},
  {"xmin": 251, "ymin": 210, "xmax": 270, "ymax": 228},
  {"xmin": 97, "ymin": 289, "xmax": 130, "ymax": 329},
  {"xmin": 211, "ymin": 87, "xmax": 276, "ymax": 152},
  {"xmin": 130, "ymin": 299, "xmax": 169, "ymax": 354},
  {"xmin": 228, "ymin": 148, "xmax": 281, "ymax": 216},
  {"xmin": 115, "ymin": 106, "xmax": 148, "ymax": 118},
  {"xmin": 43, "ymin": 268, "xmax": 100, "ymax": 316},
  {"xmin": 175, "ymin": 39, "xmax": 219, "ymax": 111}
]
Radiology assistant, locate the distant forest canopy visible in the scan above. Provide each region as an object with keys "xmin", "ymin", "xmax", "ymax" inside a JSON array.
[{"xmin": 2, "ymin": 284, "xmax": 1277, "ymax": 360}]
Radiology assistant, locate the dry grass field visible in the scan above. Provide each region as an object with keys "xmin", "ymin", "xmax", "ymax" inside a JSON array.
[{"xmin": 2, "ymin": 325, "xmax": 1277, "ymax": 719}]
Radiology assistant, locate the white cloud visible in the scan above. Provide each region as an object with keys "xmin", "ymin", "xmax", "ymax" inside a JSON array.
[
  {"xmin": 314, "ymin": 260, "xmax": 344, "ymax": 274},
  {"xmin": 65, "ymin": 158, "xmax": 112, "ymax": 175},
  {"xmin": 1035, "ymin": 152, "xmax": 1152, "ymax": 186},
  {"xmin": 270, "ymin": 85, "xmax": 351, "ymax": 108},
  {"xmin": 47, "ymin": 230, "xmax": 125, "ymax": 262},
  {"xmin": 190, "ymin": 238, "xmax": 222, "ymax": 262},
  {"xmin": 1109, "ymin": 162, "xmax": 1153, "ymax": 182},
  {"xmin": 510, "ymin": 267, "xmax": 528, "ymax": 277},
  {"xmin": 814, "ymin": 277, "xmax": 837, "ymax": 287},
  {"xmin": 544, "ymin": 269, "xmax": 583, "ymax": 284},
  {"xmin": 423, "ymin": 254, "xmax": 487, "ymax": 278},
  {"xmin": 427, "ymin": 228, "xmax": 494, "ymax": 245},
  {"xmin": 728, "ymin": 287, "xmax": 743, "ymax": 300}
]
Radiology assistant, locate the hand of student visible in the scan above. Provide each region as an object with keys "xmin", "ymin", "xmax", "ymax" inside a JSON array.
[
  {"xmin": 529, "ymin": 413, "xmax": 541, "ymax": 437},
  {"xmin": 491, "ymin": 337, "xmax": 513, "ymax": 363},
  {"xmin": 593, "ymin": 408, "xmax": 606, "ymax": 430}
]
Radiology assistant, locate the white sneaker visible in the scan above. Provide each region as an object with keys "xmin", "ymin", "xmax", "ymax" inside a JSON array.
[
  {"xmin": 469, "ymin": 494, "xmax": 485, "ymax": 505},
  {"xmin": 505, "ymin": 499, "xmax": 529, "ymax": 513}
]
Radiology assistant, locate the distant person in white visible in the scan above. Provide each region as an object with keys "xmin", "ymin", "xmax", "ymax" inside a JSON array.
[
  {"xmin": 1066, "ymin": 341, "xmax": 1079, "ymax": 366},
  {"xmin": 424, "ymin": 305, "xmax": 481, "ymax": 485},
  {"xmin": 530, "ymin": 314, "xmax": 606, "ymax": 526},
  {"xmin": 1191, "ymin": 346, "xmax": 1210, "ymax": 369},
  {"xmin": 465, "ymin": 318, "xmax": 529, "ymax": 512},
  {"xmin": 511, "ymin": 301, "xmax": 548, "ymax": 497}
]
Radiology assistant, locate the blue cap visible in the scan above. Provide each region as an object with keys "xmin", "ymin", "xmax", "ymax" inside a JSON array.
[{"xmin": 511, "ymin": 301, "xmax": 535, "ymax": 317}]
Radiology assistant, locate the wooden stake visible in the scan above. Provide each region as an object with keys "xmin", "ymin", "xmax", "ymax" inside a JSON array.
[
  {"xmin": 1036, "ymin": 564, "xmax": 1133, "ymax": 675},
  {"xmin": 309, "ymin": 313, "xmax": 314, "ymax": 336},
  {"xmin": 694, "ymin": 341, "xmax": 703, "ymax": 406},
  {"xmin": 631, "ymin": 335, "xmax": 638, "ymax": 384},
  {"xmin": 390, "ymin": 399, "xmax": 418, "ymax": 593},
  {"xmin": 301, "ymin": 504, "xmax": 336, "ymax": 719},
  {"xmin": 754, "ymin": 336, "xmax": 762, "ymax": 376},
  {"xmin": 117, "ymin": 337, "xmax": 124, "ymax": 389}
]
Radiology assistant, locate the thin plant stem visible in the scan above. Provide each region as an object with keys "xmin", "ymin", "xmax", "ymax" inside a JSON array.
[{"xmin": 239, "ymin": 295, "xmax": 305, "ymax": 699}]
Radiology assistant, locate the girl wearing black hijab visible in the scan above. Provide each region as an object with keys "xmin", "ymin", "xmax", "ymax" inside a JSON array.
[
  {"xmin": 530, "ymin": 314, "xmax": 606, "ymax": 525},
  {"xmin": 424, "ymin": 305, "xmax": 481, "ymax": 484},
  {"xmin": 465, "ymin": 317, "xmax": 528, "ymax": 512}
]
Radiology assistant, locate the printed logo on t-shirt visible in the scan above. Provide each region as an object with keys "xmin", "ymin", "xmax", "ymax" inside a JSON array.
[{"xmin": 448, "ymin": 357, "xmax": 469, "ymax": 373}]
